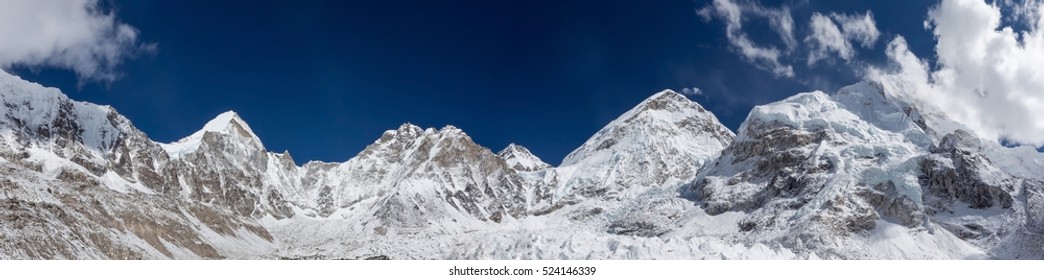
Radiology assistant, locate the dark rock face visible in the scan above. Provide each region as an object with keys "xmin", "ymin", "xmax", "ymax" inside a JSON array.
[
  {"xmin": 857, "ymin": 181, "xmax": 926, "ymax": 227},
  {"xmin": 920, "ymin": 130, "xmax": 1015, "ymax": 211},
  {"xmin": 900, "ymin": 131, "xmax": 1044, "ymax": 259},
  {"xmin": 696, "ymin": 120, "xmax": 833, "ymax": 216},
  {"xmin": 106, "ymin": 117, "xmax": 183, "ymax": 196}
]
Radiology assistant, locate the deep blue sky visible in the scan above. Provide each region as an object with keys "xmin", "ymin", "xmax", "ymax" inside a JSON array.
[{"xmin": 11, "ymin": 0, "xmax": 940, "ymax": 164}]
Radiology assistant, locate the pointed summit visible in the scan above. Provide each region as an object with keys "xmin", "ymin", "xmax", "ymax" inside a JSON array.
[
  {"xmin": 556, "ymin": 89, "xmax": 735, "ymax": 200},
  {"xmin": 183, "ymin": 110, "xmax": 265, "ymax": 144},
  {"xmin": 160, "ymin": 110, "xmax": 264, "ymax": 158},
  {"xmin": 193, "ymin": 111, "xmax": 261, "ymax": 141},
  {"xmin": 647, "ymin": 89, "xmax": 686, "ymax": 102},
  {"xmin": 497, "ymin": 143, "xmax": 551, "ymax": 172},
  {"xmin": 631, "ymin": 89, "xmax": 702, "ymax": 113},
  {"xmin": 562, "ymin": 89, "xmax": 733, "ymax": 166}
]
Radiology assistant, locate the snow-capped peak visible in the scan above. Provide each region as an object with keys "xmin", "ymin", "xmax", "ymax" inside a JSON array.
[
  {"xmin": 439, "ymin": 124, "xmax": 464, "ymax": 135},
  {"xmin": 393, "ymin": 123, "xmax": 424, "ymax": 136},
  {"xmin": 497, "ymin": 143, "xmax": 551, "ymax": 172},
  {"xmin": 554, "ymin": 89, "xmax": 735, "ymax": 201},
  {"xmin": 648, "ymin": 88, "xmax": 684, "ymax": 101},
  {"xmin": 561, "ymin": 89, "xmax": 732, "ymax": 166},
  {"xmin": 631, "ymin": 89, "xmax": 698, "ymax": 114},
  {"xmin": 160, "ymin": 110, "xmax": 264, "ymax": 158},
  {"xmin": 197, "ymin": 111, "xmax": 258, "ymax": 139}
]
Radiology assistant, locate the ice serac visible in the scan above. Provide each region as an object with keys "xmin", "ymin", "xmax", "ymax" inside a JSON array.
[
  {"xmin": 556, "ymin": 89, "xmax": 734, "ymax": 201},
  {"xmin": 692, "ymin": 81, "xmax": 1044, "ymax": 259}
]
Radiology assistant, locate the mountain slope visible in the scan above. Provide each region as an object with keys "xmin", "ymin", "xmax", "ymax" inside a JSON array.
[
  {"xmin": 2, "ymin": 67, "xmax": 1041, "ymax": 259},
  {"xmin": 497, "ymin": 143, "xmax": 557, "ymax": 214},
  {"xmin": 498, "ymin": 143, "xmax": 552, "ymax": 172},
  {"xmin": 304, "ymin": 124, "xmax": 532, "ymax": 227},
  {"xmin": 556, "ymin": 89, "xmax": 734, "ymax": 202},
  {"xmin": 162, "ymin": 111, "xmax": 298, "ymax": 218},
  {"xmin": 0, "ymin": 70, "xmax": 276, "ymax": 259},
  {"xmin": 691, "ymin": 81, "xmax": 1043, "ymax": 259}
]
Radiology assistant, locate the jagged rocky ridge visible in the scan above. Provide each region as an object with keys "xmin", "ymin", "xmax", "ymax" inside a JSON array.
[{"xmin": 0, "ymin": 68, "xmax": 1041, "ymax": 259}]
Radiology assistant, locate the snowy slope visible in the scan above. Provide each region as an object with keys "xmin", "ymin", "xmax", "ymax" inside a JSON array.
[
  {"xmin": 496, "ymin": 143, "xmax": 557, "ymax": 213},
  {"xmin": 0, "ymin": 70, "xmax": 276, "ymax": 259},
  {"xmin": 555, "ymin": 89, "xmax": 734, "ymax": 202},
  {"xmin": 302, "ymin": 124, "xmax": 531, "ymax": 226},
  {"xmin": 0, "ymin": 70, "xmax": 124, "ymax": 154},
  {"xmin": 497, "ymin": 143, "xmax": 552, "ymax": 172},
  {"xmin": 160, "ymin": 110, "xmax": 298, "ymax": 218},
  {"xmin": 692, "ymin": 81, "xmax": 1042, "ymax": 259}
]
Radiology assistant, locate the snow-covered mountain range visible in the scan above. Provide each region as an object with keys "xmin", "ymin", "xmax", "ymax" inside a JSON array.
[{"xmin": 0, "ymin": 69, "xmax": 1040, "ymax": 259}]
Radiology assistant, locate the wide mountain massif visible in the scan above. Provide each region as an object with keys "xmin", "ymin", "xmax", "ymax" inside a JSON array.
[{"xmin": 0, "ymin": 70, "xmax": 1040, "ymax": 259}]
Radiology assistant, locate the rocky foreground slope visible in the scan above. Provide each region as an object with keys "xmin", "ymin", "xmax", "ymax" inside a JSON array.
[{"xmin": 0, "ymin": 69, "xmax": 1040, "ymax": 259}]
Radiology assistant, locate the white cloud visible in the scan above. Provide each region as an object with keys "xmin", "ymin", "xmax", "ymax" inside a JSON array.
[
  {"xmin": 0, "ymin": 0, "xmax": 153, "ymax": 82},
  {"xmin": 681, "ymin": 87, "xmax": 703, "ymax": 97},
  {"xmin": 806, "ymin": 12, "xmax": 880, "ymax": 65},
  {"xmin": 832, "ymin": 12, "xmax": 880, "ymax": 48},
  {"xmin": 699, "ymin": 1, "xmax": 881, "ymax": 77},
  {"xmin": 806, "ymin": 13, "xmax": 851, "ymax": 65},
  {"xmin": 745, "ymin": 2, "xmax": 798, "ymax": 50},
  {"xmin": 698, "ymin": 0, "xmax": 796, "ymax": 77},
  {"xmin": 870, "ymin": 0, "xmax": 1044, "ymax": 146}
]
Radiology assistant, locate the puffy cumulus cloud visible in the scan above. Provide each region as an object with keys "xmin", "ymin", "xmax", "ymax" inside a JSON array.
[
  {"xmin": 870, "ymin": 0, "xmax": 1044, "ymax": 146},
  {"xmin": 698, "ymin": 0, "xmax": 796, "ymax": 77},
  {"xmin": 0, "ymin": 0, "xmax": 154, "ymax": 82},
  {"xmin": 806, "ymin": 12, "xmax": 880, "ymax": 65}
]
